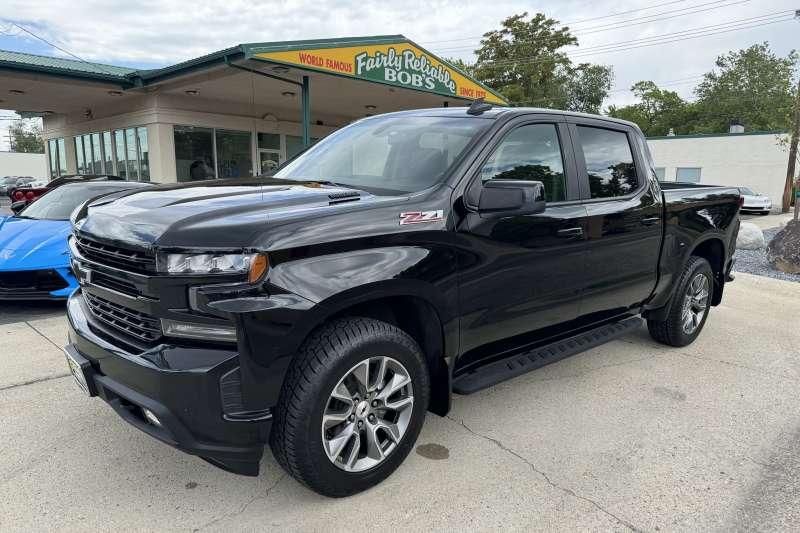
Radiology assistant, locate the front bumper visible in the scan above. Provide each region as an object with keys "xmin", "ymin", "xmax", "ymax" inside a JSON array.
[
  {"xmin": 65, "ymin": 291, "xmax": 269, "ymax": 475},
  {"xmin": 741, "ymin": 204, "xmax": 771, "ymax": 212},
  {"xmin": 0, "ymin": 267, "xmax": 77, "ymax": 300}
]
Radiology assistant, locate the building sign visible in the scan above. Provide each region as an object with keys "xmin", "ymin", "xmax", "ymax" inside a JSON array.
[{"xmin": 250, "ymin": 41, "xmax": 507, "ymax": 105}]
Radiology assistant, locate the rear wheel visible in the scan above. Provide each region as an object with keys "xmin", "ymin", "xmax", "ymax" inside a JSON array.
[
  {"xmin": 647, "ymin": 256, "xmax": 713, "ymax": 347},
  {"xmin": 270, "ymin": 317, "xmax": 429, "ymax": 497}
]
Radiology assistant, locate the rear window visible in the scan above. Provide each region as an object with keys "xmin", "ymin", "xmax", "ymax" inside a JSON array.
[
  {"xmin": 576, "ymin": 126, "xmax": 639, "ymax": 199},
  {"xmin": 19, "ymin": 184, "xmax": 133, "ymax": 220}
]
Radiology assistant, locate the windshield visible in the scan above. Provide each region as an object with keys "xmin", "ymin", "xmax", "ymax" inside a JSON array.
[
  {"xmin": 18, "ymin": 183, "xmax": 131, "ymax": 220},
  {"xmin": 273, "ymin": 115, "xmax": 491, "ymax": 194},
  {"xmin": 739, "ymin": 187, "xmax": 757, "ymax": 195}
]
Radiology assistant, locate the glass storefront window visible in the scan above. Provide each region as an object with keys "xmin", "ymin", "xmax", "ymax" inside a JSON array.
[
  {"xmin": 216, "ymin": 130, "xmax": 252, "ymax": 178},
  {"xmin": 125, "ymin": 129, "xmax": 139, "ymax": 180},
  {"xmin": 48, "ymin": 139, "xmax": 58, "ymax": 178},
  {"xmin": 82, "ymin": 134, "xmax": 93, "ymax": 173},
  {"xmin": 103, "ymin": 132, "xmax": 114, "ymax": 175},
  {"xmin": 174, "ymin": 126, "xmax": 214, "ymax": 182},
  {"xmin": 285, "ymin": 135, "xmax": 304, "ymax": 160},
  {"xmin": 114, "ymin": 130, "xmax": 127, "ymax": 180},
  {"xmin": 56, "ymin": 138, "xmax": 66, "ymax": 175},
  {"xmin": 75, "ymin": 136, "xmax": 85, "ymax": 174},
  {"xmin": 285, "ymin": 135, "xmax": 319, "ymax": 161},
  {"xmin": 258, "ymin": 133, "xmax": 280, "ymax": 150},
  {"xmin": 137, "ymin": 127, "xmax": 149, "ymax": 181},
  {"xmin": 91, "ymin": 132, "xmax": 103, "ymax": 174}
]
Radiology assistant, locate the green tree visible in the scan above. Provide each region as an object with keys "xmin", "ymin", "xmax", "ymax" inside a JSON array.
[
  {"xmin": 8, "ymin": 118, "xmax": 44, "ymax": 153},
  {"xmin": 444, "ymin": 57, "xmax": 476, "ymax": 78},
  {"xmin": 472, "ymin": 12, "xmax": 613, "ymax": 111},
  {"xmin": 693, "ymin": 43, "xmax": 798, "ymax": 132},
  {"xmin": 607, "ymin": 81, "xmax": 695, "ymax": 136}
]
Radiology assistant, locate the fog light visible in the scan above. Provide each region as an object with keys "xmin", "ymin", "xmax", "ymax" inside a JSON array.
[
  {"xmin": 142, "ymin": 408, "xmax": 163, "ymax": 428},
  {"xmin": 161, "ymin": 319, "xmax": 237, "ymax": 342}
]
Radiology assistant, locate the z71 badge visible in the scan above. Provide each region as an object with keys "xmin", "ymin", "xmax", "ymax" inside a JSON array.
[{"xmin": 399, "ymin": 210, "xmax": 444, "ymax": 225}]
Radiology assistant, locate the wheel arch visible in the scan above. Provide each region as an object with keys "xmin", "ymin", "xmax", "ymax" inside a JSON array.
[
  {"xmin": 688, "ymin": 236, "xmax": 726, "ymax": 305},
  {"xmin": 316, "ymin": 284, "xmax": 455, "ymax": 417}
]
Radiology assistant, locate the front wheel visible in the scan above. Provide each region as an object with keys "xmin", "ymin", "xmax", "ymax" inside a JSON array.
[
  {"xmin": 269, "ymin": 317, "xmax": 429, "ymax": 497},
  {"xmin": 647, "ymin": 256, "xmax": 713, "ymax": 347}
]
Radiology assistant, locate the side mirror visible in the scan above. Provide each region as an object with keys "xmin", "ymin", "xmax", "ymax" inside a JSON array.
[
  {"xmin": 10, "ymin": 201, "xmax": 27, "ymax": 215},
  {"xmin": 478, "ymin": 180, "xmax": 546, "ymax": 216}
]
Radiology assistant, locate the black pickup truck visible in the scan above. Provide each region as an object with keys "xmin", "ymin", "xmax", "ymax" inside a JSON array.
[{"xmin": 64, "ymin": 106, "xmax": 740, "ymax": 497}]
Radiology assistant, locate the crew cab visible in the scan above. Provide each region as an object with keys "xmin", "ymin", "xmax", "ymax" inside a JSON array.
[{"xmin": 64, "ymin": 106, "xmax": 740, "ymax": 497}]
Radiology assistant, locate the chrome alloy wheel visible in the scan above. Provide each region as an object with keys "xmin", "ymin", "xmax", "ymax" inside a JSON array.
[
  {"xmin": 321, "ymin": 356, "xmax": 414, "ymax": 472},
  {"xmin": 681, "ymin": 273, "xmax": 710, "ymax": 334}
]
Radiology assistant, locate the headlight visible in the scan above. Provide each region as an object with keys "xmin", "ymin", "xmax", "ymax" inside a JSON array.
[{"xmin": 158, "ymin": 252, "xmax": 268, "ymax": 281}]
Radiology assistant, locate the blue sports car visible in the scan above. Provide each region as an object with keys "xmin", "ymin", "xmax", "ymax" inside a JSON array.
[{"xmin": 0, "ymin": 181, "xmax": 151, "ymax": 300}]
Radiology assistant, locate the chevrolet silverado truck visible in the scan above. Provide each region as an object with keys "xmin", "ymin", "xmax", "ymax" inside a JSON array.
[{"xmin": 64, "ymin": 105, "xmax": 740, "ymax": 497}]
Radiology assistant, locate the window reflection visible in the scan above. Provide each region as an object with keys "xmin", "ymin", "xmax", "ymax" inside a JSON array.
[
  {"xmin": 480, "ymin": 124, "xmax": 566, "ymax": 202},
  {"xmin": 577, "ymin": 126, "xmax": 639, "ymax": 199}
]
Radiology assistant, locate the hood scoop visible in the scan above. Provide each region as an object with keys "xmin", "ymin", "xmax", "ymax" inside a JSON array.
[{"xmin": 328, "ymin": 190, "xmax": 361, "ymax": 204}]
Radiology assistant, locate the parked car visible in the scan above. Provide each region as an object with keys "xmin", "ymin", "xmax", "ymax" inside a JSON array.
[
  {"xmin": 737, "ymin": 186, "xmax": 772, "ymax": 214},
  {"xmin": 0, "ymin": 181, "xmax": 151, "ymax": 300},
  {"xmin": 8, "ymin": 174, "xmax": 124, "ymax": 209},
  {"xmin": 1, "ymin": 176, "xmax": 36, "ymax": 196},
  {"xmin": 0, "ymin": 176, "xmax": 21, "ymax": 195},
  {"xmin": 64, "ymin": 106, "xmax": 741, "ymax": 497}
]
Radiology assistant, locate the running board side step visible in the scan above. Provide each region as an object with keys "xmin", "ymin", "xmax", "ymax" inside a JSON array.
[{"xmin": 452, "ymin": 317, "xmax": 643, "ymax": 395}]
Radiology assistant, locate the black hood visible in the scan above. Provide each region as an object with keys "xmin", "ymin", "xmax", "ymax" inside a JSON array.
[{"xmin": 75, "ymin": 179, "xmax": 380, "ymax": 250}]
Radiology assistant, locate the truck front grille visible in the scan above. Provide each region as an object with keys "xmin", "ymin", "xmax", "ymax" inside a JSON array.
[
  {"xmin": 84, "ymin": 292, "xmax": 161, "ymax": 342},
  {"xmin": 76, "ymin": 236, "xmax": 155, "ymax": 274}
]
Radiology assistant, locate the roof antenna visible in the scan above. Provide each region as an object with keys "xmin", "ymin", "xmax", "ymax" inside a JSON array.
[{"xmin": 467, "ymin": 97, "xmax": 493, "ymax": 116}]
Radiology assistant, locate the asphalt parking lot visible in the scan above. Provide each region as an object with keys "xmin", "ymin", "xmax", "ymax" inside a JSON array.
[{"xmin": 1, "ymin": 272, "xmax": 799, "ymax": 531}]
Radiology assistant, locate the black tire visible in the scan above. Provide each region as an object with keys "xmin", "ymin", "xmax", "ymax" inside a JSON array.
[
  {"xmin": 647, "ymin": 256, "xmax": 714, "ymax": 347},
  {"xmin": 269, "ymin": 317, "xmax": 430, "ymax": 497}
]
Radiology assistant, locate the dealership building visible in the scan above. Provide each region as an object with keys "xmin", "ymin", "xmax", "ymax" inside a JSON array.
[
  {"xmin": 0, "ymin": 35, "xmax": 506, "ymax": 183},
  {"xmin": 648, "ymin": 128, "xmax": 793, "ymax": 210}
]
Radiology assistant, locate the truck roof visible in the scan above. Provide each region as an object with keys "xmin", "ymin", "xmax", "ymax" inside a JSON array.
[{"xmin": 379, "ymin": 106, "xmax": 641, "ymax": 131}]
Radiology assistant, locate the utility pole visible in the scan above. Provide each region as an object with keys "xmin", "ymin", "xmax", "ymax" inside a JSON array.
[
  {"xmin": 787, "ymin": 75, "xmax": 800, "ymax": 218},
  {"xmin": 785, "ymin": 10, "xmax": 800, "ymax": 218}
]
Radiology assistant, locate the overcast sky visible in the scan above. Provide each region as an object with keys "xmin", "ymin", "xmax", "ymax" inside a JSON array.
[{"xmin": 1, "ymin": 0, "xmax": 798, "ymax": 150}]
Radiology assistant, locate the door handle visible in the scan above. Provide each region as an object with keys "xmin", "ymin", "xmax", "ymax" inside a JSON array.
[
  {"xmin": 557, "ymin": 227, "xmax": 583, "ymax": 238},
  {"xmin": 641, "ymin": 217, "xmax": 661, "ymax": 226}
]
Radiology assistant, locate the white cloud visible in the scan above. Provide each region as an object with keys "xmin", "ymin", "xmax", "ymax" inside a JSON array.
[{"xmin": 0, "ymin": 0, "xmax": 797, "ymax": 149}]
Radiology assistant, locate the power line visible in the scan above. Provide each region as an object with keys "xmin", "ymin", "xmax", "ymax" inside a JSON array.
[
  {"xmin": 6, "ymin": 22, "xmax": 120, "ymax": 77},
  {"xmin": 420, "ymin": 0, "xmax": 692, "ymax": 45},
  {"xmin": 434, "ymin": 0, "xmax": 753, "ymax": 54},
  {"xmin": 469, "ymin": 11, "xmax": 794, "ymax": 70}
]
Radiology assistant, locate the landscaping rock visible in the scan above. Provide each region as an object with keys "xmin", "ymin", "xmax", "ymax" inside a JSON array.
[
  {"xmin": 767, "ymin": 220, "xmax": 800, "ymax": 274},
  {"xmin": 736, "ymin": 222, "xmax": 766, "ymax": 250}
]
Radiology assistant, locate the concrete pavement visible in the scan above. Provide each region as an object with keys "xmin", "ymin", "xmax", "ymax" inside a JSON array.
[{"xmin": 1, "ymin": 273, "xmax": 799, "ymax": 531}]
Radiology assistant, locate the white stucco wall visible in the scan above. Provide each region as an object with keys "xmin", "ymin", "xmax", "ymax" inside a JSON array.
[
  {"xmin": 647, "ymin": 132, "xmax": 792, "ymax": 209},
  {"xmin": 0, "ymin": 151, "xmax": 48, "ymax": 178}
]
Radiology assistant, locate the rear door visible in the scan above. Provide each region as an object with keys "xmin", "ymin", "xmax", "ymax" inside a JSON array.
[
  {"xmin": 456, "ymin": 115, "xmax": 588, "ymax": 357},
  {"xmin": 567, "ymin": 118, "xmax": 663, "ymax": 321}
]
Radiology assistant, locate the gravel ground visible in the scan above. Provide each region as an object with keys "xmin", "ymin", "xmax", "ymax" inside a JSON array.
[{"xmin": 734, "ymin": 227, "xmax": 800, "ymax": 283}]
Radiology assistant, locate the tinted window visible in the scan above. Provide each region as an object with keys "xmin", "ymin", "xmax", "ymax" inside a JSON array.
[
  {"xmin": 577, "ymin": 126, "xmax": 639, "ymax": 199},
  {"xmin": 480, "ymin": 124, "xmax": 566, "ymax": 202},
  {"xmin": 19, "ymin": 184, "xmax": 133, "ymax": 220}
]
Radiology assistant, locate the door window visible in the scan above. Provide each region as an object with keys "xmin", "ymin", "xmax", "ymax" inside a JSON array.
[
  {"xmin": 576, "ymin": 126, "xmax": 639, "ymax": 199},
  {"xmin": 480, "ymin": 124, "xmax": 566, "ymax": 202}
]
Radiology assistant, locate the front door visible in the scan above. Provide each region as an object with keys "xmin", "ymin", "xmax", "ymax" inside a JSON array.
[
  {"xmin": 456, "ymin": 119, "xmax": 587, "ymax": 362},
  {"xmin": 259, "ymin": 150, "xmax": 281, "ymax": 174}
]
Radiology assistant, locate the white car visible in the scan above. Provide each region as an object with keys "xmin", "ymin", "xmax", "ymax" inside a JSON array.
[{"xmin": 738, "ymin": 187, "xmax": 772, "ymax": 215}]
